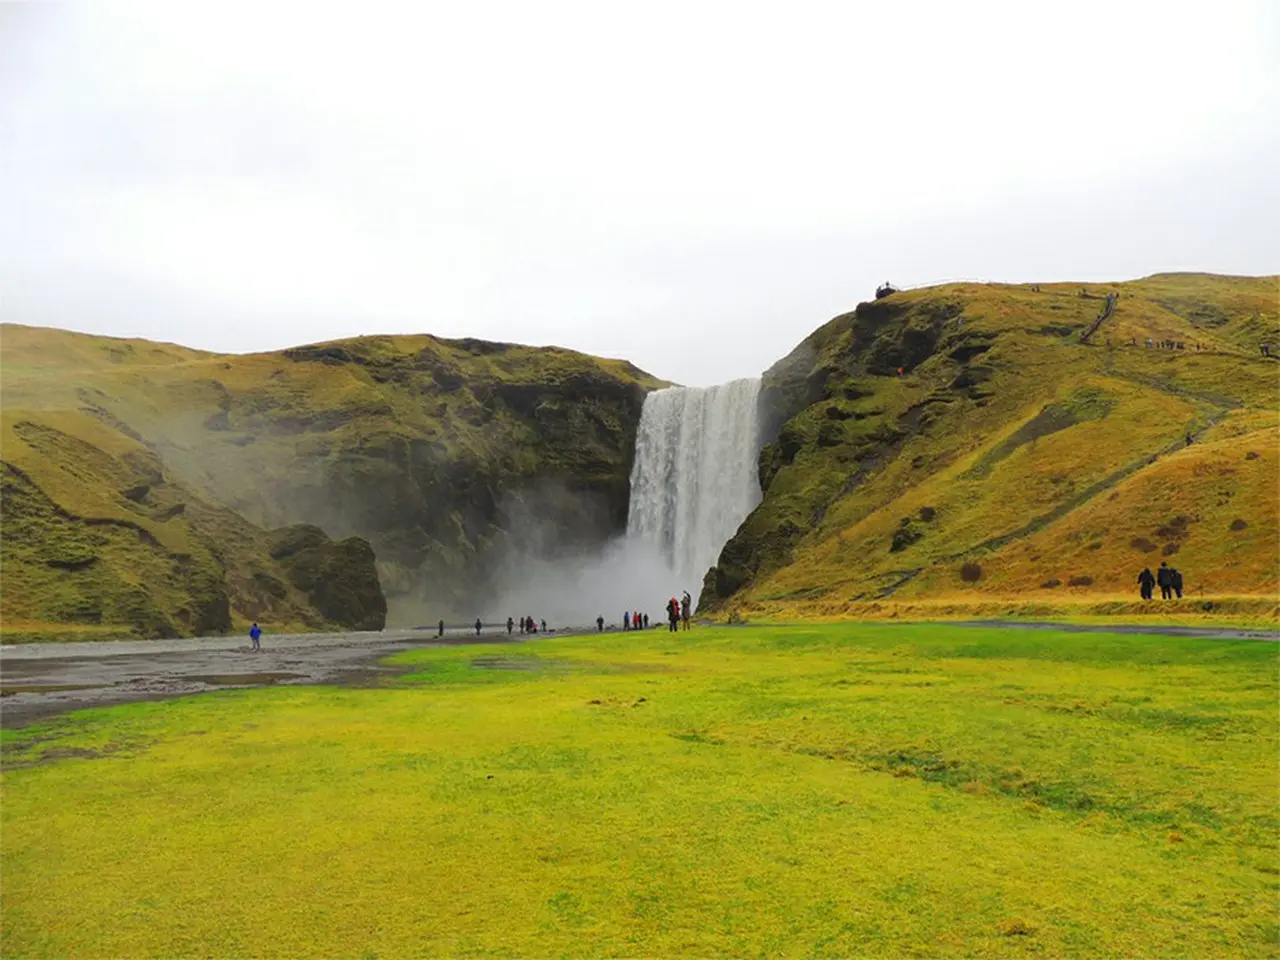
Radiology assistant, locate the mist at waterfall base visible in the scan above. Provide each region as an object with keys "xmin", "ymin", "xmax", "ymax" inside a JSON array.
[
  {"xmin": 483, "ymin": 536, "xmax": 681, "ymax": 628},
  {"xmin": 482, "ymin": 379, "xmax": 763, "ymax": 628}
]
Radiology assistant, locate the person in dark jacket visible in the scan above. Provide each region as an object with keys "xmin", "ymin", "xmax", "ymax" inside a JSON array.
[
  {"xmin": 438, "ymin": 619, "xmax": 444, "ymax": 638},
  {"xmin": 474, "ymin": 618, "xmax": 482, "ymax": 636},
  {"xmin": 596, "ymin": 615, "xmax": 604, "ymax": 632},
  {"xmin": 681, "ymin": 592, "xmax": 692, "ymax": 631},
  {"xmin": 1137, "ymin": 567, "xmax": 1155, "ymax": 600},
  {"xmin": 1156, "ymin": 562, "xmax": 1173, "ymax": 599},
  {"xmin": 1171, "ymin": 568, "xmax": 1184, "ymax": 599},
  {"xmin": 507, "ymin": 617, "xmax": 514, "ymax": 635}
]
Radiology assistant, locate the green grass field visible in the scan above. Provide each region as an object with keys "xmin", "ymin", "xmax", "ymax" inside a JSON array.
[{"xmin": 3, "ymin": 624, "xmax": 1277, "ymax": 957}]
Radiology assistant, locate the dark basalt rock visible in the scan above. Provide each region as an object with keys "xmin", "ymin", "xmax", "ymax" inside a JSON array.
[{"xmin": 269, "ymin": 525, "xmax": 387, "ymax": 631}]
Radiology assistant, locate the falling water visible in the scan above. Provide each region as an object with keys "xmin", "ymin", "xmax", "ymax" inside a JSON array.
[{"xmin": 626, "ymin": 379, "xmax": 763, "ymax": 605}]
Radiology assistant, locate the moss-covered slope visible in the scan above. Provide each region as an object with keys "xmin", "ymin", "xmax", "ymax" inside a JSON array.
[
  {"xmin": 0, "ymin": 410, "xmax": 385, "ymax": 639},
  {"xmin": 704, "ymin": 273, "xmax": 1279, "ymax": 616},
  {"xmin": 1, "ymin": 326, "xmax": 663, "ymax": 630}
]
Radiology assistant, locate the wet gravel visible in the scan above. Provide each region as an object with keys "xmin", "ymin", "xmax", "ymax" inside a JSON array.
[{"xmin": 0, "ymin": 628, "xmax": 536, "ymax": 728}]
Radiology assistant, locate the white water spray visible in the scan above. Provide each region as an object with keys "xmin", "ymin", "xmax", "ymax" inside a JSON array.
[{"xmin": 626, "ymin": 379, "xmax": 763, "ymax": 605}]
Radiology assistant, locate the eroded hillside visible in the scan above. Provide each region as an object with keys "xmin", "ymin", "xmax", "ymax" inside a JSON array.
[
  {"xmin": 1, "ymin": 325, "xmax": 663, "ymax": 633},
  {"xmin": 703, "ymin": 273, "xmax": 1279, "ymax": 617}
]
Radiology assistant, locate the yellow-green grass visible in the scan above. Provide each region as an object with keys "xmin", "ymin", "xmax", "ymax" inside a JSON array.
[{"xmin": 3, "ymin": 624, "xmax": 1276, "ymax": 957}]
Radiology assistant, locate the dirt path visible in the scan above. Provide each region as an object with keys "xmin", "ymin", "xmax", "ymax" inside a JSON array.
[{"xmin": 0, "ymin": 628, "xmax": 538, "ymax": 729}]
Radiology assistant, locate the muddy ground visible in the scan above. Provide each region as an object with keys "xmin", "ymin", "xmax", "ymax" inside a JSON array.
[{"xmin": 0, "ymin": 628, "xmax": 535, "ymax": 729}]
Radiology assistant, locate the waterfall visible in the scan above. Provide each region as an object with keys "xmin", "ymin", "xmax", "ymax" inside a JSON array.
[{"xmin": 626, "ymin": 379, "xmax": 763, "ymax": 605}]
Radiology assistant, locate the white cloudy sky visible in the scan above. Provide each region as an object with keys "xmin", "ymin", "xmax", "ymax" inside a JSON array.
[{"xmin": 2, "ymin": 1, "xmax": 1276, "ymax": 385}]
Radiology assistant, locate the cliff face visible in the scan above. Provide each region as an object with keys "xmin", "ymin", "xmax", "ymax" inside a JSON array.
[
  {"xmin": 0, "ymin": 326, "xmax": 663, "ymax": 634},
  {"xmin": 703, "ymin": 273, "xmax": 1279, "ymax": 614}
]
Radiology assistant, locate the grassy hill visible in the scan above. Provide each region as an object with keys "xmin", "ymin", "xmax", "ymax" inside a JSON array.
[
  {"xmin": 703, "ymin": 273, "xmax": 1279, "ymax": 621},
  {"xmin": 1, "ymin": 325, "xmax": 663, "ymax": 636},
  {"xmin": 1, "ymin": 404, "xmax": 387, "ymax": 641}
]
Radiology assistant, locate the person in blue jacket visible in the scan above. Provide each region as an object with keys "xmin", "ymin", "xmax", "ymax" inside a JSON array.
[{"xmin": 249, "ymin": 622, "xmax": 262, "ymax": 651}]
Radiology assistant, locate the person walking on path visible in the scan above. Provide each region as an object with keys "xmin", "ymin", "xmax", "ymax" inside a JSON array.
[
  {"xmin": 474, "ymin": 618, "xmax": 482, "ymax": 636},
  {"xmin": 624, "ymin": 611, "xmax": 631, "ymax": 631},
  {"xmin": 643, "ymin": 613, "xmax": 649, "ymax": 629},
  {"xmin": 249, "ymin": 622, "xmax": 262, "ymax": 651},
  {"xmin": 541, "ymin": 619, "xmax": 547, "ymax": 633},
  {"xmin": 438, "ymin": 619, "xmax": 444, "ymax": 638},
  {"xmin": 1137, "ymin": 567, "xmax": 1155, "ymax": 601},
  {"xmin": 507, "ymin": 617, "xmax": 514, "ymax": 636},
  {"xmin": 1172, "ymin": 568, "xmax": 1184, "ymax": 599},
  {"xmin": 681, "ymin": 592, "xmax": 692, "ymax": 631},
  {"xmin": 1156, "ymin": 562, "xmax": 1174, "ymax": 600},
  {"xmin": 596, "ymin": 615, "xmax": 604, "ymax": 632}
]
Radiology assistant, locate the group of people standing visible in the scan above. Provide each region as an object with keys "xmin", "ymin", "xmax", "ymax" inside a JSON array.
[
  {"xmin": 439, "ymin": 596, "xmax": 700, "ymax": 640},
  {"xmin": 1137, "ymin": 561, "xmax": 1183, "ymax": 600},
  {"xmin": 665, "ymin": 592, "xmax": 692, "ymax": 632},
  {"xmin": 508, "ymin": 616, "xmax": 546, "ymax": 635},
  {"xmin": 598, "ymin": 591, "xmax": 693, "ymax": 633},
  {"xmin": 620, "ymin": 611, "xmax": 649, "ymax": 631},
  {"xmin": 432, "ymin": 617, "xmax": 550, "ymax": 638}
]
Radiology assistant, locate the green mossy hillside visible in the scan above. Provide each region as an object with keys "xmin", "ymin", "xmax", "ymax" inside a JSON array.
[
  {"xmin": 0, "ymin": 411, "xmax": 385, "ymax": 639},
  {"xmin": 2, "ymin": 327, "xmax": 663, "ymax": 628},
  {"xmin": 705, "ymin": 273, "xmax": 1279, "ymax": 617}
]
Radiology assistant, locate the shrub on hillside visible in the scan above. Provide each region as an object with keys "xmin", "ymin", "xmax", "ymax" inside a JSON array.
[
  {"xmin": 890, "ymin": 518, "xmax": 923, "ymax": 553},
  {"xmin": 959, "ymin": 562, "xmax": 982, "ymax": 582}
]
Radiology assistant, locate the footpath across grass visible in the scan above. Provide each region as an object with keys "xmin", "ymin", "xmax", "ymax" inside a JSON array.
[{"xmin": 2, "ymin": 624, "xmax": 1277, "ymax": 957}]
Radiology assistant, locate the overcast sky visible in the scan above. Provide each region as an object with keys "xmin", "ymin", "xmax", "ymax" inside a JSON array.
[{"xmin": 2, "ymin": 1, "xmax": 1276, "ymax": 385}]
